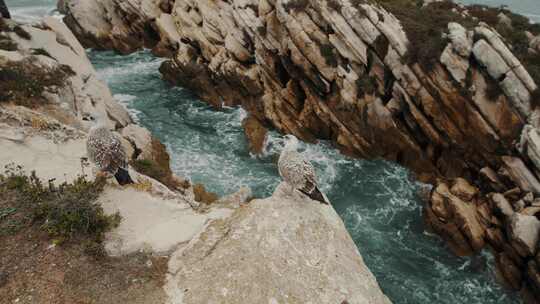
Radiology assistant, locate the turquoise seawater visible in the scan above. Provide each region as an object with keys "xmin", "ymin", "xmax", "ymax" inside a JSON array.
[
  {"xmin": 458, "ymin": 0, "xmax": 540, "ymax": 23},
  {"xmin": 7, "ymin": 0, "xmax": 536, "ymax": 303}
]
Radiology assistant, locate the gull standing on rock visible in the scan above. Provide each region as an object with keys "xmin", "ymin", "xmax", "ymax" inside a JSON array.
[
  {"xmin": 84, "ymin": 112, "xmax": 134, "ymax": 185},
  {"xmin": 278, "ymin": 135, "xmax": 328, "ymax": 204}
]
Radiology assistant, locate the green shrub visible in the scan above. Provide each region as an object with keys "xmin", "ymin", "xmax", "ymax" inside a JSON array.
[
  {"xmin": 356, "ymin": 75, "xmax": 378, "ymax": 97},
  {"xmin": 327, "ymin": 0, "xmax": 343, "ymax": 11},
  {"xmin": 320, "ymin": 43, "xmax": 338, "ymax": 67},
  {"xmin": 0, "ymin": 39, "xmax": 17, "ymax": 51},
  {"xmin": 0, "ymin": 59, "xmax": 74, "ymax": 107},
  {"xmin": 372, "ymin": 0, "xmax": 469, "ymax": 71},
  {"xmin": 0, "ymin": 165, "xmax": 120, "ymax": 255}
]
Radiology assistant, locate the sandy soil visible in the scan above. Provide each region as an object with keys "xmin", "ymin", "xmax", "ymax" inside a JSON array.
[{"xmin": 0, "ymin": 191, "xmax": 168, "ymax": 304}]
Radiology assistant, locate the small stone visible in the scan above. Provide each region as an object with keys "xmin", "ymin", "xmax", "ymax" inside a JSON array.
[{"xmin": 508, "ymin": 213, "xmax": 540, "ymax": 257}]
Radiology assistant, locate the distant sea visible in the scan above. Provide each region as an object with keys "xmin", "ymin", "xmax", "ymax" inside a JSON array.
[{"xmin": 458, "ymin": 0, "xmax": 540, "ymax": 23}]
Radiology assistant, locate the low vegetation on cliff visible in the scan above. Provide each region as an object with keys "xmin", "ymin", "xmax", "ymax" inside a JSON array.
[
  {"xmin": 0, "ymin": 59, "xmax": 74, "ymax": 108},
  {"xmin": 0, "ymin": 165, "xmax": 119, "ymax": 256},
  {"xmin": 373, "ymin": 1, "xmax": 540, "ymax": 78},
  {"xmin": 0, "ymin": 165, "xmax": 168, "ymax": 302}
]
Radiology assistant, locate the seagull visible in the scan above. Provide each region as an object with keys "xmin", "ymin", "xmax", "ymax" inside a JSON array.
[
  {"xmin": 278, "ymin": 135, "xmax": 328, "ymax": 204},
  {"xmin": 83, "ymin": 112, "xmax": 134, "ymax": 185}
]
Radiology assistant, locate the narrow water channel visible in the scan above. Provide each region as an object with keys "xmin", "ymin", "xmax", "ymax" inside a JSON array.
[{"xmin": 7, "ymin": 1, "xmax": 528, "ymax": 302}]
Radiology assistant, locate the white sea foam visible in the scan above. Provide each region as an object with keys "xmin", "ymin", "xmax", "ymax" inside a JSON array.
[
  {"xmin": 113, "ymin": 93, "xmax": 142, "ymax": 122},
  {"xmin": 96, "ymin": 58, "xmax": 164, "ymax": 83}
]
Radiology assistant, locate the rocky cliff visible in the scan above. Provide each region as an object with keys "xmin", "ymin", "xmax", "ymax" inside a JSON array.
[
  {"xmin": 0, "ymin": 13, "xmax": 390, "ymax": 303},
  {"xmin": 167, "ymin": 182, "xmax": 391, "ymax": 304},
  {"xmin": 58, "ymin": 0, "xmax": 540, "ymax": 301}
]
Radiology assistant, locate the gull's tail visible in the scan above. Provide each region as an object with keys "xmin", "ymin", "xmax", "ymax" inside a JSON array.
[
  {"xmin": 300, "ymin": 186, "xmax": 329, "ymax": 205},
  {"xmin": 114, "ymin": 167, "xmax": 134, "ymax": 185}
]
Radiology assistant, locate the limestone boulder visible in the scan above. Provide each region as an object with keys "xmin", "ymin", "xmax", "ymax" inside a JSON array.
[
  {"xmin": 501, "ymin": 156, "xmax": 540, "ymax": 194},
  {"xmin": 242, "ymin": 115, "xmax": 268, "ymax": 155},
  {"xmin": 440, "ymin": 45, "xmax": 469, "ymax": 83},
  {"xmin": 447, "ymin": 22, "xmax": 473, "ymax": 57},
  {"xmin": 166, "ymin": 183, "xmax": 392, "ymax": 304},
  {"xmin": 508, "ymin": 213, "xmax": 540, "ymax": 257},
  {"xmin": 490, "ymin": 193, "xmax": 515, "ymax": 219},
  {"xmin": 529, "ymin": 34, "xmax": 540, "ymax": 54},
  {"xmin": 426, "ymin": 182, "xmax": 486, "ymax": 255},
  {"xmin": 472, "ymin": 39, "xmax": 510, "ymax": 80},
  {"xmin": 121, "ymin": 123, "xmax": 154, "ymax": 160}
]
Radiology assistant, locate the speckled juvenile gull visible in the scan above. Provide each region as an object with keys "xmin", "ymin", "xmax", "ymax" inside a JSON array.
[
  {"xmin": 85, "ymin": 112, "xmax": 133, "ymax": 185},
  {"xmin": 278, "ymin": 135, "xmax": 328, "ymax": 204}
]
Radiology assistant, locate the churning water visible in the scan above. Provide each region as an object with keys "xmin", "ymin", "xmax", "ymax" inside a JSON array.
[{"xmin": 7, "ymin": 0, "xmax": 535, "ymax": 302}]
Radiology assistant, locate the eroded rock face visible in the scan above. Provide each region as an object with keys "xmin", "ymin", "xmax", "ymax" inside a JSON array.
[
  {"xmin": 61, "ymin": 0, "xmax": 162, "ymax": 54},
  {"xmin": 60, "ymin": 0, "xmax": 538, "ymax": 183},
  {"xmin": 1, "ymin": 17, "xmax": 131, "ymax": 129},
  {"xmin": 508, "ymin": 213, "xmax": 540, "ymax": 258},
  {"xmin": 425, "ymin": 181, "xmax": 486, "ymax": 256},
  {"xmin": 428, "ymin": 177, "xmax": 540, "ymax": 299},
  {"xmin": 0, "ymin": 17, "xmax": 175, "ymax": 176},
  {"xmin": 242, "ymin": 114, "xmax": 268, "ymax": 155},
  {"xmin": 166, "ymin": 182, "xmax": 391, "ymax": 304},
  {"xmin": 58, "ymin": 0, "xmax": 540, "ymax": 301}
]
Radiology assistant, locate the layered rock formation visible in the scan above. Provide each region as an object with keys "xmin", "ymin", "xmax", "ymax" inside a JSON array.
[
  {"xmin": 60, "ymin": 0, "xmax": 539, "ymax": 180},
  {"xmin": 166, "ymin": 182, "xmax": 391, "ymax": 304},
  {"xmin": 58, "ymin": 0, "xmax": 540, "ymax": 300},
  {"xmin": 60, "ymin": 0, "xmax": 540, "ymax": 301},
  {"xmin": 1, "ymin": 13, "xmax": 391, "ymax": 303}
]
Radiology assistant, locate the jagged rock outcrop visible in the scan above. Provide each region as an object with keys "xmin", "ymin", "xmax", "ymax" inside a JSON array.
[
  {"xmin": 166, "ymin": 182, "xmax": 391, "ymax": 304},
  {"xmin": 1, "ymin": 12, "xmax": 392, "ymax": 303},
  {"xmin": 242, "ymin": 114, "xmax": 268, "ymax": 154},
  {"xmin": 59, "ymin": 0, "xmax": 163, "ymax": 54},
  {"xmin": 1, "ymin": 16, "xmax": 130, "ymax": 128},
  {"xmin": 61, "ymin": 0, "xmax": 539, "ymax": 179},
  {"xmin": 57, "ymin": 0, "xmax": 540, "ymax": 301},
  {"xmin": 0, "ymin": 16, "xmax": 174, "ymax": 173}
]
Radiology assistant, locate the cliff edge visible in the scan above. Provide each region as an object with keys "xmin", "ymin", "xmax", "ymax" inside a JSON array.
[
  {"xmin": 0, "ymin": 12, "xmax": 390, "ymax": 303},
  {"xmin": 57, "ymin": 0, "xmax": 540, "ymax": 301}
]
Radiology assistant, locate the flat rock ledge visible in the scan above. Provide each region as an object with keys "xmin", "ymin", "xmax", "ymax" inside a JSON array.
[{"xmin": 166, "ymin": 182, "xmax": 391, "ymax": 304}]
